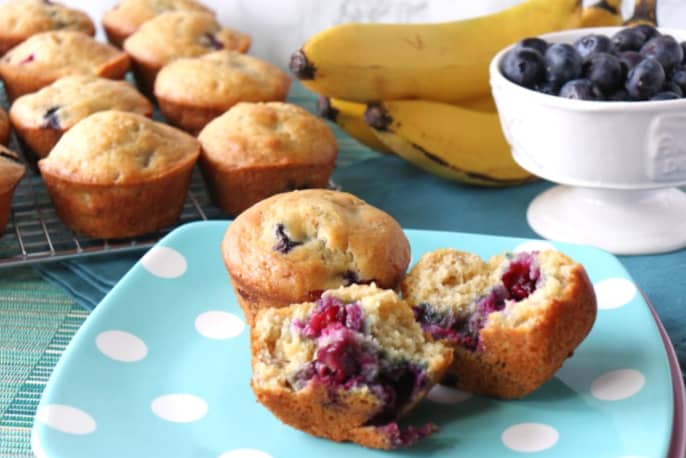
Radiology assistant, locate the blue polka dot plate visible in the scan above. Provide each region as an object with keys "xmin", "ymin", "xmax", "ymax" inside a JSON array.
[{"xmin": 32, "ymin": 221, "xmax": 681, "ymax": 458}]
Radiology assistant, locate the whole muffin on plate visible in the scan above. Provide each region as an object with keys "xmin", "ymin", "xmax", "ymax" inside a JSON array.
[
  {"xmin": 0, "ymin": 31, "xmax": 130, "ymax": 102},
  {"xmin": 155, "ymin": 50, "xmax": 291, "ymax": 134},
  {"xmin": 103, "ymin": 0, "xmax": 214, "ymax": 48},
  {"xmin": 0, "ymin": 107, "xmax": 9, "ymax": 146},
  {"xmin": 401, "ymin": 248, "xmax": 597, "ymax": 399},
  {"xmin": 123, "ymin": 11, "xmax": 251, "ymax": 96},
  {"xmin": 0, "ymin": 0, "xmax": 95, "ymax": 56},
  {"xmin": 38, "ymin": 110, "xmax": 200, "ymax": 239},
  {"xmin": 0, "ymin": 146, "xmax": 26, "ymax": 235},
  {"xmin": 10, "ymin": 76, "xmax": 153, "ymax": 160},
  {"xmin": 221, "ymin": 189, "xmax": 411, "ymax": 325},
  {"xmin": 198, "ymin": 102, "xmax": 336, "ymax": 216},
  {"xmin": 251, "ymin": 283, "xmax": 454, "ymax": 449}
]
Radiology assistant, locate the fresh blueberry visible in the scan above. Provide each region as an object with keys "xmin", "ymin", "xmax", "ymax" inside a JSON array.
[
  {"xmin": 584, "ymin": 52, "xmax": 624, "ymax": 92},
  {"xmin": 559, "ymin": 79, "xmax": 604, "ymax": 100},
  {"xmin": 640, "ymin": 35, "xmax": 684, "ymax": 73},
  {"xmin": 575, "ymin": 34, "xmax": 612, "ymax": 60},
  {"xmin": 671, "ymin": 65, "xmax": 686, "ymax": 92},
  {"xmin": 516, "ymin": 37, "xmax": 549, "ymax": 55},
  {"xmin": 544, "ymin": 43, "xmax": 583, "ymax": 85},
  {"xmin": 682, "ymin": 42, "xmax": 686, "ymax": 64},
  {"xmin": 612, "ymin": 27, "xmax": 647, "ymax": 52},
  {"xmin": 626, "ymin": 58, "xmax": 666, "ymax": 99},
  {"xmin": 607, "ymin": 88, "xmax": 631, "ymax": 101},
  {"xmin": 619, "ymin": 51, "xmax": 643, "ymax": 73},
  {"xmin": 632, "ymin": 24, "xmax": 661, "ymax": 42},
  {"xmin": 650, "ymin": 91, "xmax": 681, "ymax": 100},
  {"xmin": 663, "ymin": 80, "xmax": 683, "ymax": 97},
  {"xmin": 533, "ymin": 80, "xmax": 559, "ymax": 96},
  {"xmin": 501, "ymin": 47, "xmax": 545, "ymax": 87}
]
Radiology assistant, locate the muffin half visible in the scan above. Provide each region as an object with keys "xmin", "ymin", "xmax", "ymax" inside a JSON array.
[
  {"xmin": 251, "ymin": 284, "xmax": 454, "ymax": 449},
  {"xmin": 401, "ymin": 248, "xmax": 597, "ymax": 399},
  {"xmin": 10, "ymin": 76, "xmax": 152, "ymax": 159},
  {"xmin": 222, "ymin": 189, "xmax": 411, "ymax": 325},
  {"xmin": 38, "ymin": 111, "xmax": 200, "ymax": 239},
  {"xmin": 0, "ymin": 31, "xmax": 130, "ymax": 102}
]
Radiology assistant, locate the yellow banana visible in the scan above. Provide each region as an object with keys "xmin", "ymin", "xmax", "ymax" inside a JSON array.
[
  {"xmin": 624, "ymin": 0, "xmax": 657, "ymax": 26},
  {"xmin": 364, "ymin": 100, "xmax": 535, "ymax": 186},
  {"xmin": 580, "ymin": 0, "xmax": 624, "ymax": 27},
  {"xmin": 290, "ymin": 0, "xmax": 582, "ymax": 104},
  {"xmin": 316, "ymin": 96, "xmax": 393, "ymax": 154}
]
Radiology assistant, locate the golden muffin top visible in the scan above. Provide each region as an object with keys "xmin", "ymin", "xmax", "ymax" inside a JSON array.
[{"xmin": 103, "ymin": 0, "xmax": 213, "ymax": 39}]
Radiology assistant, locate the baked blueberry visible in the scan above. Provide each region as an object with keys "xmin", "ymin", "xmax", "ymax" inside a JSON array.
[{"xmin": 273, "ymin": 223, "xmax": 303, "ymax": 253}]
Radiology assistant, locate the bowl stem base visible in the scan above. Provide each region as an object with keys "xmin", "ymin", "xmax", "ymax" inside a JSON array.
[{"xmin": 527, "ymin": 185, "xmax": 686, "ymax": 255}]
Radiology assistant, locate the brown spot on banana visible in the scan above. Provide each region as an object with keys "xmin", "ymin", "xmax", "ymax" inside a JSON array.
[
  {"xmin": 364, "ymin": 103, "xmax": 393, "ymax": 132},
  {"xmin": 316, "ymin": 96, "xmax": 339, "ymax": 122},
  {"xmin": 289, "ymin": 49, "xmax": 316, "ymax": 80},
  {"xmin": 625, "ymin": 0, "xmax": 658, "ymax": 26}
]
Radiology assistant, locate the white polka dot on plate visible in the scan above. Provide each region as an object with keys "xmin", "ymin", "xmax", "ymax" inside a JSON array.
[
  {"xmin": 514, "ymin": 240, "xmax": 556, "ymax": 253},
  {"xmin": 151, "ymin": 394, "xmax": 208, "ymax": 423},
  {"xmin": 141, "ymin": 246, "xmax": 187, "ymax": 279},
  {"xmin": 35, "ymin": 404, "xmax": 96, "ymax": 435},
  {"xmin": 502, "ymin": 423, "xmax": 559, "ymax": 452},
  {"xmin": 426, "ymin": 385, "xmax": 473, "ymax": 404},
  {"xmin": 591, "ymin": 369, "xmax": 645, "ymax": 401},
  {"xmin": 96, "ymin": 330, "xmax": 147, "ymax": 362},
  {"xmin": 218, "ymin": 449, "xmax": 272, "ymax": 458},
  {"xmin": 31, "ymin": 429, "xmax": 48, "ymax": 458},
  {"xmin": 195, "ymin": 311, "xmax": 245, "ymax": 340},
  {"xmin": 594, "ymin": 278, "xmax": 637, "ymax": 310}
]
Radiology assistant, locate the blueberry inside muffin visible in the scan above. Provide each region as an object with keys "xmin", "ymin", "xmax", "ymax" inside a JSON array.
[{"xmin": 250, "ymin": 284, "xmax": 453, "ymax": 449}]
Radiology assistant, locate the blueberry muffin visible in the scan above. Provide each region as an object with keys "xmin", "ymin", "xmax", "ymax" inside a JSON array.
[
  {"xmin": 0, "ymin": 0, "xmax": 95, "ymax": 56},
  {"xmin": 123, "ymin": 11, "xmax": 251, "ymax": 96},
  {"xmin": 0, "ymin": 108, "xmax": 9, "ymax": 146},
  {"xmin": 401, "ymin": 248, "xmax": 597, "ymax": 399},
  {"xmin": 103, "ymin": 0, "xmax": 214, "ymax": 48},
  {"xmin": 222, "ymin": 189, "xmax": 411, "ymax": 326},
  {"xmin": 38, "ymin": 111, "xmax": 200, "ymax": 239},
  {"xmin": 251, "ymin": 284, "xmax": 454, "ymax": 449},
  {"xmin": 155, "ymin": 50, "xmax": 291, "ymax": 134},
  {"xmin": 10, "ymin": 76, "xmax": 153, "ymax": 159},
  {"xmin": 0, "ymin": 31, "xmax": 130, "ymax": 102},
  {"xmin": 198, "ymin": 102, "xmax": 336, "ymax": 216},
  {"xmin": 0, "ymin": 146, "xmax": 26, "ymax": 235}
]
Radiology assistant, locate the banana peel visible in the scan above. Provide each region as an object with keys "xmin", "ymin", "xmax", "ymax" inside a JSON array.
[
  {"xmin": 291, "ymin": 0, "xmax": 583, "ymax": 104},
  {"xmin": 364, "ymin": 100, "xmax": 535, "ymax": 187},
  {"xmin": 580, "ymin": 0, "xmax": 624, "ymax": 27}
]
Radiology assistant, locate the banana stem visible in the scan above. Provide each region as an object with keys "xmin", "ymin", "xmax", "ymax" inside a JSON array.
[
  {"xmin": 624, "ymin": 0, "xmax": 658, "ymax": 26},
  {"xmin": 592, "ymin": 0, "xmax": 622, "ymax": 15}
]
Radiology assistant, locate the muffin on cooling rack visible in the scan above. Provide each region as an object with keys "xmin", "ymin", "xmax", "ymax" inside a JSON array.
[
  {"xmin": 0, "ymin": 107, "xmax": 9, "ymax": 146},
  {"xmin": 38, "ymin": 110, "xmax": 200, "ymax": 239},
  {"xmin": 0, "ymin": 31, "xmax": 130, "ymax": 102},
  {"xmin": 401, "ymin": 248, "xmax": 597, "ymax": 399},
  {"xmin": 123, "ymin": 11, "xmax": 250, "ymax": 96},
  {"xmin": 0, "ymin": 146, "xmax": 26, "ymax": 236},
  {"xmin": 198, "ymin": 102, "xmax": 336, "ymax": 216},
  {"xmin": 10, "ymin": 76, "xmax": 153, "ymax": 159},
  {"xmin": 251, "ymin": 283, "xmax": 454, "ymax": 449},
  {"xmin": 222, "ymin": 189, "xmax": 410, "ymax": 325},
  {"xmin": 155, "ymin": 50, "xmax": 291, "ymax": 134},
  {"xmin": 0, "ymin": 0, "xmax": 95, "ymax": 56},
  {"xmin": 103, "ymin": 0, "xmax": 214, "ymax": 48}
]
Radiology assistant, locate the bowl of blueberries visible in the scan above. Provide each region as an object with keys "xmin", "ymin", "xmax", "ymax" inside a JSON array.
[{"xmin": 489, "ymin": 25, "xmax": 686, "ymax": 255}]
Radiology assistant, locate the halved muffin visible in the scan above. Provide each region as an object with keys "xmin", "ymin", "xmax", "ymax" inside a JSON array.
[
  {"xmin": 103, "ymin": 0, "xmax": 214, "ymax": 48},
  {"xmin": 10, "ymin": 76, "xmax": 152, "ymax": 159},
  {"xmin": 155, "ymin": 50, "xmax": 291, "ymax": 134},
  {"xmin": 402, "ymin": 248, "xmax": 597, "ymax": 399},
  {"xmin": 0, "ymin": 31, "xmax": 130, "ymax": 102},
  {"xmin": 0, "ymin": 0, "xmax": 95, "ymax": 56},
  {"xmin": 0, "ymin": 146, "xmax": 26, "ymax": 235},
  {"xmin": 38, "ymin": 111, "xmax": 200, "ymax": 239},
  {"xmin": 123, "ymin": 11, "xmax": 250, "ymax": 96},
  {"xmin": 251, "ymin": 284, "xmax": 454, "ymax": 449}
]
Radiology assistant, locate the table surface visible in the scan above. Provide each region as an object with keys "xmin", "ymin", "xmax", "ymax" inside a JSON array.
[{"xmin": 2, "ymin": 93, "xmax": 686, "ymax": 458}]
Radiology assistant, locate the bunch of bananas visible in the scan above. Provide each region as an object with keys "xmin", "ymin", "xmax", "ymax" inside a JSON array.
[{"xmin": 292, "ymin": 0, "xmax": 647, "ymax": 186}]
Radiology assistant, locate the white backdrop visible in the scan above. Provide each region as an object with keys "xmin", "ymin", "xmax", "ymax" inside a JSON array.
[{"xmin": 2, "ymin": 0, "xmax": 685, "ymax": 68}]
